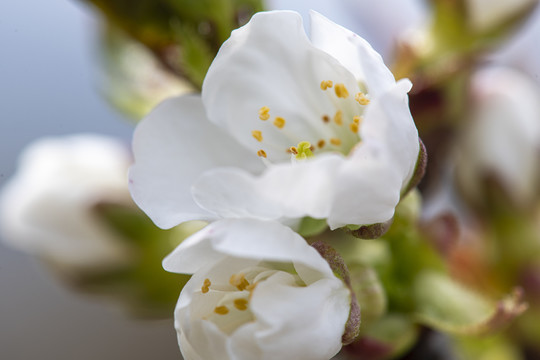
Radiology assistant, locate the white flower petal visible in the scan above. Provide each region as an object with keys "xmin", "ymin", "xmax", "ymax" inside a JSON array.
[
  {"xmin": 163, "ymin": 218, "xmax": 334, "ymax": 279},
  {"xmin": 327, "ymin": 155, "xmax": 402, "ymax": 229},
  {"xmin": 179, "ymin": 317, "xmax": 229, "ymax": 360},
  {"xmin": 229, "ymin": 323, "xmax": 262, "ymax": 359},
  {"xmin": 192, "ymin": 154, "xmax": 343, "ymax": 222},
  {"xmin": 267, "ymin": 0, "xmax": 427, "ymax": 62},
  {"xmin": 202, "ymin": 11, "xmax": 360, "ymax": 163},
  {"xmin": 309, "ymin": 10, "xmax": 396, "ymax": 97},
  {"xmin": 129, "ymin": 95, "xmax": 263, "ymax": 229},
  {"xmin": 251, "ymin": 279, "xmax": 350, "ymax": 360},
  {"xmin": 192, "ymin": 168, "xmax": 284, "ymax": 221},
  {"xmin": 360, "ymin": 79, "xmax": 418, "ymax": 187},
  {"xmin": 339, "ymin": 0, "xmax": 427, "ymax": 61}
]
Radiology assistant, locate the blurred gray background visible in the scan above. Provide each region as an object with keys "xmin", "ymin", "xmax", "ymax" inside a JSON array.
[{"xmin": 0, "ymin": 0, "xmax": 181, "ymax": 358}]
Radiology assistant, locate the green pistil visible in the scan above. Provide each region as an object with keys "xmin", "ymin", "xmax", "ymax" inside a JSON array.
[{"xmin": 296, "ymin": 141, "xmax": 314, "ymax": 160}]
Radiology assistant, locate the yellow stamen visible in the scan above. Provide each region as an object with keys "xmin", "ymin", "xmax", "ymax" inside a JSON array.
[
  {"xmin": 257, "ymin": 150, "xmax": 267, "ymax": 158},
  {"xmin": 355, "ymin": 92, "xmax": 370, "ymax": 105},
  {"xmin": 317, "ymin": 140, "xmax": 326, "ymax": 149},
  {"xmin": 296, "ymin": 141, "xmax": 314, "ymax": 160},
  {"xmin": 289, "ymin": 146, "xmax": 298, "ymax": 155},
  {"xmin": 252, "ymin": 130, "xmax": 263, "ymax": 142},
  {"xmin": 334, "ymin": 83, "xmax": 349, "ymax": 98},
  {"xmin": 214, "ymin": 306, "xmax": 229, "ymax": 315},
  {"xmin": 322, "ymin": 115, "xmax": 330, "ymax": 123},
  {"xmin": 234, "ymin": 299, "xmax": 249, "ymax": 311},
  {"xmin": 349, "ymin": 123, "xmax": 359, "ymax": 133},
  {"xmin": 353, "ymin": 115, "xmax": 362, "ymax": 124},
  {"xmin": 320, "ymin": 80, "xmax": 333, "ymax": 90},
  {"xmin": 333, "ymin": 110, "xmax": 343, "ymax": 125},
  {"xmin": 259, "ymin": 106, "xmax": 270, "ymax": 120},
  {"xmin": 201, "ymin": 278, "xmax": 211, "ymax": 294},
  {"xmin": 330, "ymin": 138, "xmax": 342, "ymax": 146},
  {"xmin": 273, "ymin": 117, "xmax": 286, "ymax": 129},
  {"xmin": 230, "ymin": 273, "xmax": 250, "ymax": 291}
]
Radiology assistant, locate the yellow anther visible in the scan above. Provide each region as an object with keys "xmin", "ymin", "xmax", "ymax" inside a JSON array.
[
  {"xmin": 330, "ymin": 138, "xmax": 342, "ymax": 146},
  {"xmin": 201, "ymin": 278, "xmax": 211, "ymax": 294},
  {"xmin": 214, "ymin": 306, "xmax": 229, "ymax": 315},
  {"xmin": 333, "ymin": 110, "xmax": 343, "ymax": 126},
  {"xmin": 257, "ymin": 149, "xmax": 267, "ymax": 158},
  {"xmin": 273, "ymin": 117, "xmax": 286, "ymax": 129},
  {"xmin": 234, "ymin": 298, "xmax": 249, "ymax": 311},
  {"xmin": 349, "ymin": 122, "xmax": 359, "ymax": 133},
  {"xmin": 259, "ymin": 106, "xmax": 270, "ymax": 120},
  {"xmin": 252, "ymin": 130, "xmax": 263, "ymax": 142},
  {"xmin": 322, "ymin": 115, "xmax": 330, "ymax": 123},
  {"xmin": 289, "ymin": 146, "xmax": 298, "ymax": 155},
  {"xmin": 353, "ymin": 115, "xmax": 362, "ymax": 124},
  {"xmin": 317, "ymin": 140, "xmax": 326, "ymax": 149},
  {"xmin": 296, "ymin": 141, "xmax": 314, "ymax": 160},
  {"xmin": 334, "ymin": 83, "xmax": 350, "ymax": 98},
  {"xmin": 320, "ymin": 80, "xmax": 333, "ymax": 90},
  {"xmin": 355, "ymin": 92, "xmax": 370, "ymax": 105},
  {"xmin": 230, "ymin": 273, "xmax": 250, "ymax": 291}
]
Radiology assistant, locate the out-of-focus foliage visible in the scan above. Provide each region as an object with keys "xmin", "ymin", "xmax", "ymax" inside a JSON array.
[
  {"xmin": 99, "ymin": 25, "xmax": 193, "ymax": 119},
  {"xmin": 77, "ymin": 203, "xmax": 206, "ymax": 318},
  {"xmin": 81, "ymin": 0, "xmax": 263, "ymax": 89}
]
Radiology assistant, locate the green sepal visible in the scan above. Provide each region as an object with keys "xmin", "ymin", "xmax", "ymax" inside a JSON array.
[
  {"xmin": 297, "ymin": 217, "xmax": 328, "ymax": 238},
  {"xmin": 311, "ymin": 241, "xmax": 361, "ymax": 345}
]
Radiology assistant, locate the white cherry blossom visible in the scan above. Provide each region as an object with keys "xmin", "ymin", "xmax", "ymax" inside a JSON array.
[
  {"xmin": 129, "ymin": 10, "xmax": 420, "ymax": 230},
  {"xmin": 163, "ymin": 218, "xmax": 351, "ymax": 360},
  {"xmin": 0, "ymin": 135, "xmax": 134, "ymax": 269},
  {"xmin": 455, "ymin": 66, "xmax": 540, "ymax": 207}
]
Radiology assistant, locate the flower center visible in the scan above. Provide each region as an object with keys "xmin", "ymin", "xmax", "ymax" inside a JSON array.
[
  {"xmin": 198, "ymin": 264, "xmax": 304, "ymax": 335},
  {"xmin": 251, "ymin": 80, "xmax": 369, "ymax": 162}
]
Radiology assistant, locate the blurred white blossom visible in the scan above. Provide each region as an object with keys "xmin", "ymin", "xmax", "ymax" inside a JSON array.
[
  {"xmin": 129, "ymin": 10, "xmax": 420, "ymax": 230},
  {"xmin": 492, "ymin": 4, "xmax": 540, "ymax": 79},
  {"xmin": 455, "ymin": 66, "xmax": 540, "ymax": 207},
  {"xmin": 0, "ymin": 135, "xmax": 134, "ymax": 270},
  {"xmin": 163, "ymin": 218, "xmax": 351, "ymax": 360}
]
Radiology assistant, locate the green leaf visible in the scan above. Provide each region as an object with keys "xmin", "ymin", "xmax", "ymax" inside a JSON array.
[
  {"xmin": 80, "ymin": 0, "xmax": 264, "ymax": 88},
  {"xmin": 414, "ymin": 271, "xmax": 527, "ymax": 335}
]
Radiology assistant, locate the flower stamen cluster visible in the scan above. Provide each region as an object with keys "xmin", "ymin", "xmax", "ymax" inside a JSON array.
[{"xmin": 251, "ymin": 77, "xmax": 372, "ymax": 162}]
